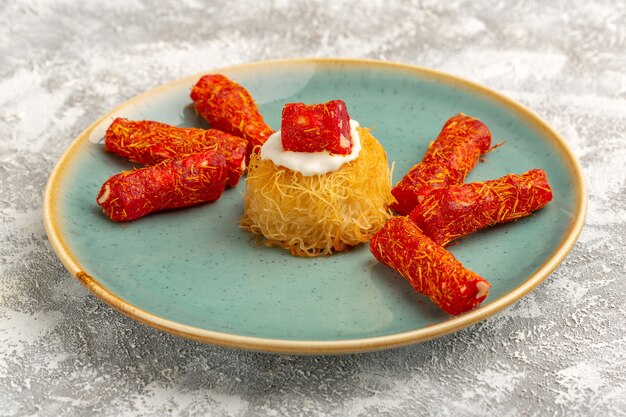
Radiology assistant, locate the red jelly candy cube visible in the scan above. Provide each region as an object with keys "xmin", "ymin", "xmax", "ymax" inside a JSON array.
[{"xmin": 281, "ymin": 100, "xmax": 352, "ymax": 155}]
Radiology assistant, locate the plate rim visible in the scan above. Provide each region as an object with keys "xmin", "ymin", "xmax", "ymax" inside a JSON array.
[{"xmin": 43, "ymin": 57, "xmax": 587, "ymax": 354}]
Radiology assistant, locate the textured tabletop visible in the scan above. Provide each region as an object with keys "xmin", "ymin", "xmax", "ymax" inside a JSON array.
[{"xmin": 1, "ymin": 1, "xmax": 625, "ymax": 416}]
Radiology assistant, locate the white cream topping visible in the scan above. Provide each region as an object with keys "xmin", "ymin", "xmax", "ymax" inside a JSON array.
[{"xmin": 260, "ymin": 119, "xmax": 362, "ymax": 176}]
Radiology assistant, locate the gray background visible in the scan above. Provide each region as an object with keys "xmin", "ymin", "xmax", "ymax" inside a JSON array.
[{"xmin": 1, "ymin": 0, "xmax": 625, "ymax": 416}]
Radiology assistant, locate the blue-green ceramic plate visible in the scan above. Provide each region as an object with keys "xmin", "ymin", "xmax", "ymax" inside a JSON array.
[{"xmin": 44, "ymin": 59, "xmax": 586, "ymax": 354}]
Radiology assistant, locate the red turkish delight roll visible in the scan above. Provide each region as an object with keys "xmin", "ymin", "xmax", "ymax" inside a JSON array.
[
  {"xmin": 97, "ymin": 150, "xmax": 227, "ymax": 222},
  {"xmin": 410, "ymin": 169, "xmax": 553, "ymax": 246},
  {"xmin": 104, "ymin": 118, "xmax": 247, "ymax": 187},
  {"xmin": 190, "ymin": 74, "xmax": 274, "ymax": 157},
  {"xmin": 370, "ymin": 216, "xmax": 490, "ymax": 315},
  {"xmin": 391, "ymin": 114, "xmax": 491, "ymax": 215},
  {"xmin": 281, "ymin": 100, "xmax": 352, "ymax": 154}
]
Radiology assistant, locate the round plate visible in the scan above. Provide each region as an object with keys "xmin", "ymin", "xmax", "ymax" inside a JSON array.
[{"xmin": 44, "ymin": 58, "xmax": 586, "ymax": 354}]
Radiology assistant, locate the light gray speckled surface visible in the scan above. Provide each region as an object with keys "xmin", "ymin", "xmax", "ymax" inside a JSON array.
[{"xmin": 1, "ymin": 1, "xmax": 625, "ymax": 416}]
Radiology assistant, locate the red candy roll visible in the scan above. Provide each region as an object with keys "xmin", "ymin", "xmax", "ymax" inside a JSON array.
[
  {"xmin": 104, "ymin": 118, "xmax": 248, "ymax": 187},
  {"xmin": 281, "ymin": 100, "xmax": 352, "ymax": 155},
  {"xmin": 97, "ymin": 151, "xmax": 227, "ymax": 222},
  {"xmin": 370, "ymin": 216, "xmax": 490, "ymax": 315},
  {"xmin": 391, "ymin": 114, "xmax": 491, "ymax": 215},
  {"xmin": 410, "ymin": 169, "xmax": 553, "ymax": 246},
  {"xmin": 190, "ymin": 74, "xmax": 274, "ymax": 157}
]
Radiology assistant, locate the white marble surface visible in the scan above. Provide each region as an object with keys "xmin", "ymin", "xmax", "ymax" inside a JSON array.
[{"xmin": 1, "ymin": 1, "xmax": 625, "ymax": 416}]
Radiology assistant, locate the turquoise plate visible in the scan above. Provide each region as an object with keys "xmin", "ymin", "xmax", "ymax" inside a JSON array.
[{"xmin": 44, "ymin": 59, "xmax": 586, "ymax": 354}]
